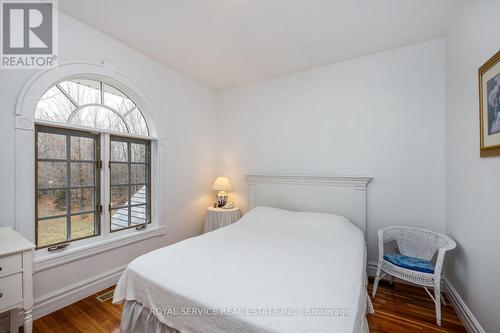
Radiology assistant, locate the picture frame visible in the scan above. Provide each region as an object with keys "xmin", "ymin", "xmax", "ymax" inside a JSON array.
[{"xmin": 479, "ymin": 50, "xmax": 500, "ymax": 157}]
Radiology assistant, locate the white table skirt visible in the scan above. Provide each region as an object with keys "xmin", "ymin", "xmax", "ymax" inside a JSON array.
[{"xmin": 203, "ymin": 207, "xmax": 240, "ymax": 233}]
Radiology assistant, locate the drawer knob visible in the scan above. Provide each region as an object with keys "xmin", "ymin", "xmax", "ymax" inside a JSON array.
[
  {"xmin": 0, "ymin": 293, "xmax": 3, "ymax": 298},
  {"xmin": 0, "ymin": 267, "xmax": 2, "ymax": 271}
]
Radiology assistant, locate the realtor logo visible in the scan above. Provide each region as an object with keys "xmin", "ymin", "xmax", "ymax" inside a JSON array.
[{"xmin": 1, "ymin": 0, "xmax": 58, "ymax": 69}]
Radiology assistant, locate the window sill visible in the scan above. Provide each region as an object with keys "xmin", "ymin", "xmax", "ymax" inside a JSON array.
[{"xmin": 34, "ymin": 226, "xmax": 166, "ymax": 273}]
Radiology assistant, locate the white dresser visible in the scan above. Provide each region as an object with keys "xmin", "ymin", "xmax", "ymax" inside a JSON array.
[{"xmin": 0, "ymin": 227, "xmax": 35, "ymax": 333}]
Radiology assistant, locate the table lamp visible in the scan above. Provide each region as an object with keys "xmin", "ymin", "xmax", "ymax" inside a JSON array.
[{"xmin": 212, "ymin": 174, "xmax": 232, "ymax": 207}]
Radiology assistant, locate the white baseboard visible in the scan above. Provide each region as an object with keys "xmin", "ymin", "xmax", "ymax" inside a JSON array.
[
  {"xmin": 0, "ymin": 264, "xmax": 126, "ymax": 333},
  {"xmin": 442, "ymin": 278, "xmax": 485, "ymax": 333},
  {"xmin": 368, "ymin": 260, "xmax": 485, "ymax": 333},
  {"xmin": 367, "ymin": 261, "xmax": 378, "ymax": 277},
  {"xmin": 33, "ymin": 264, "xmax": 126, "ymax": 319}
]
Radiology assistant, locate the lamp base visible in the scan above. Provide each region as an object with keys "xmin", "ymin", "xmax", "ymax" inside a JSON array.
[{"xmin": 217, "ymin": 191, "xmax": 228, "ymax": 207}]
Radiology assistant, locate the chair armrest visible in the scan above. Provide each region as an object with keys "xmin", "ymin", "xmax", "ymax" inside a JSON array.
[
  {"xmin": 377, "ymin": 229, "xmax": 386, "ymax": 262},
  {"xmin": 378, "ymin": 227, "xmax": 399, "ymax": 243},
  {"xmin": 377, "ymin": 229, "xmax": 385, "ymax": 238},
  {"xmin": 376, "ymin": 226, "xmax": 405, "ymax": 262},
  {"xmin": 434, "ymin": 248, "xmax": 447, "ymax": 277}
]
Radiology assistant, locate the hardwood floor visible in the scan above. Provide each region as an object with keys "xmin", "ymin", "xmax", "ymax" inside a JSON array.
[
  {"xmin": 367, "ymin": 280, "xmax": 466, "ymax": 333},
  {"xmin": 30, "ymin": 281, "xmax": 466, "ymax": 333},
  {"xmin": 31, "ymin": 287, "xmax": 122, "ymax": 333}
]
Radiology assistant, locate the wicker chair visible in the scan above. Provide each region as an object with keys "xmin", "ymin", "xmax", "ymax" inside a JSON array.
[{"xmin": 372, "ymin": 226, "xmax": 456, "ymax": 326}]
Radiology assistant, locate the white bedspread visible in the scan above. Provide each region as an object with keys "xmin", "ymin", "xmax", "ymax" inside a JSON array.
[{"xmin": 114, "ymin": 207, "xmax": 371, "ymax": 333}]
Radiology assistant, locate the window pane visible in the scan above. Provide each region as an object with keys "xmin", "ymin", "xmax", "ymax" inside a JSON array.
[
  {"xmin": 38, "ymin": 161, "xmax": 67, "ymax": 188},
  {"xmin": 37, "ymin": 132, "xmax": 66, "ymax": 160},
  {"xmin": 37, "ymin": 189, "xmax": 66, "ymax": 218},
  {"xmin": 109, "ymin": 137, "xmax": 150, "ymax": 231},
  {"xmin": 38, "ymin": 217, "xmax": 67, "ymax": 247},
  {"xmin": 111, "ymin": 141, "xmax": 128, "ymax": 161},
  {"xmin": 69, "ymin": 105, "xmax": 127, "ymax": 133},
  {"xmin": 71, "ymin": 213, "xmax": 95, "ymax": 240},
  {"xmin": 103, "ymin": 84, "xmax": 135, "ymax": 115},
  {"xmin": 35, "ymin": 86, "xmax": 75, "ymax": 122},
  {"xmin": 35, "ymin": 125, "xmax": 101, "ymax": 248},
  {"xmin": 71, "ymin": 188, "xmax": 95, "ymax": 213},
  {"xmin": 71, "ymin": 162, "xmax": 94, "ymax": 187},
  {"xmin": 35, "ymin": 80, "xmax": 151, "ymax": 138},
  {"xmin": 125, "ymin": 108, "xmax": 149, "ymax": 135},
  {"xmin": 110, "ymin": 163, "xmax": 128, "ymax": 185},
  {"xmin": 111, "ymin": 185, "xmax": 129, "ymax": 208},
  {"xmin": 131, "ymin": 205, "xmax": 146, "ymax": 226},
  {"xmin": 71, "ymin": 136, "xmax": 94, "ymax": 161},
  {"xmin": 111, "ymin": 208, "xmax": 129, "ymax": 230},
  {"xmin": 59, "ymin": 79, "xmax": 101, "ymax": 106},
  {"xmin": 130, "ymin": 185, "xmax": 147, "ymax": 205},
  {"xmin": 131, "ymin": 164, "xmax": 146, "ymax": 184},
  {"xmin": 131, "ymin": 143, "xmax": 146, "ymax": 162}
]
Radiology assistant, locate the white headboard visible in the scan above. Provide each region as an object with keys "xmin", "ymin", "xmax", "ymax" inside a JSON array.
[{"xmin": 247, "ymin": 174, "xmax": 372, "ymax": 235}]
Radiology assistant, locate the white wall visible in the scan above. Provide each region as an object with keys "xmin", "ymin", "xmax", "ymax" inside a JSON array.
[
  {"xmin": 3, "ymin": 5, "xmax": 495, "ymax": 329},
  {"xmin": 0, "ymin": 12, "xmax": 216, "ymax": 315},
  {"xmin": 216, "ymin": 39, "xmax": 446, "ymax": 262},
  {"xmin": 445, "ymin": 1, "xmax": 500, "ymax": 331}
]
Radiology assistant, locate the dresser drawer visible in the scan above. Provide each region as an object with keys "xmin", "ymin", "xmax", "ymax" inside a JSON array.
[
  {"xmin": 0, "ymin": 254, "xmax": 22, "ymax": 278},
  {"xmin": 0, "ymin": 273, "xmax": 22, "ymax": 310}
]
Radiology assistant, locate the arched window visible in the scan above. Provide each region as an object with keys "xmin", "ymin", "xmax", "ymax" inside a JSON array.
[
  {"xmin": 35, "ymin": 79, "xmax": 149, "ymax": 136},
  {"xmin": 34, "ymin": 78, "xmax": 153, "ymax": 249}
]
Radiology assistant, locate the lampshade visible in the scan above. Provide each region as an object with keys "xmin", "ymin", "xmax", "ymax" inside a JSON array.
[{"xmin": 211, "ymin": 176, "xmax": 232, "ymax": 191}]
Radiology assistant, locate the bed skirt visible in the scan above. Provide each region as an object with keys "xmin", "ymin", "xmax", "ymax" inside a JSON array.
[
  {"xmin": 121, "ymin": 301, "xmax": 180, "ymax": 333},
  {"xmin": 120, "ymin": 299, "xmax": 373, "ymax": 333}
]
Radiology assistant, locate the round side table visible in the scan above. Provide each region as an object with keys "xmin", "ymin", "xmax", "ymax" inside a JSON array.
[{"xmin": 203, "ymin": 206, "xmax": 241, "ymax": 233}]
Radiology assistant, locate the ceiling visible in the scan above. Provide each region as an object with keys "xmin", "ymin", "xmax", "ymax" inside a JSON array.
[{"xmin": 59, "ymin": 0, "xmax": 459, "ymax": 90}]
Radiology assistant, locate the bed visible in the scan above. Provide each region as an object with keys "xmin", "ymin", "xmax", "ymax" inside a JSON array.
[{"xmin": 113, "ymin": 174, "xmax": 373, "ymax": 333}]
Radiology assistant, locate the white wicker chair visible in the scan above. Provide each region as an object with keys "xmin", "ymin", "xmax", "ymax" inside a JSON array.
[{"xmin": 372, "ymin": 226, "xmax": 456, "ymax": 326}]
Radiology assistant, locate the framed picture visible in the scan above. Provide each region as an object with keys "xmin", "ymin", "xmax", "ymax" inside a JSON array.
[{"xmin": 479, "ymin": 50, "xmax": 500, "ymax": 157}]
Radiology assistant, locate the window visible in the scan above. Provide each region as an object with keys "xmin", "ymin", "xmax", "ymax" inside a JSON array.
[
  {"xmin": 35, "ymin": 79, "xmax": 149, "ymax": 135},
  {"xmin": 34, "ymin": 78, "xmax": 153, "ymax": 249},
  {"xmin": 36, "ymin": 126, "xmax": 100, "ymax": 248},
  {"xmin": 110, "ymin": 136, "xmax": 151, "ymax": 231}
]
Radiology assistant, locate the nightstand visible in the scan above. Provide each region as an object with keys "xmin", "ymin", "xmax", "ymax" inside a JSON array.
[
  {"xmin": 203, "ymin": 206, "xmax": 241, "ymax": 233},
  {"xmin": 0, "ymin": 227, "xmax": 35, "ymax": 333}
]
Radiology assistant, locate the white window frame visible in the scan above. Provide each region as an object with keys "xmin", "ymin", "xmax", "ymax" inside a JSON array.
[{"xmin": 15, "ymin": 61, "xmax": 167, "ymax": 273}]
